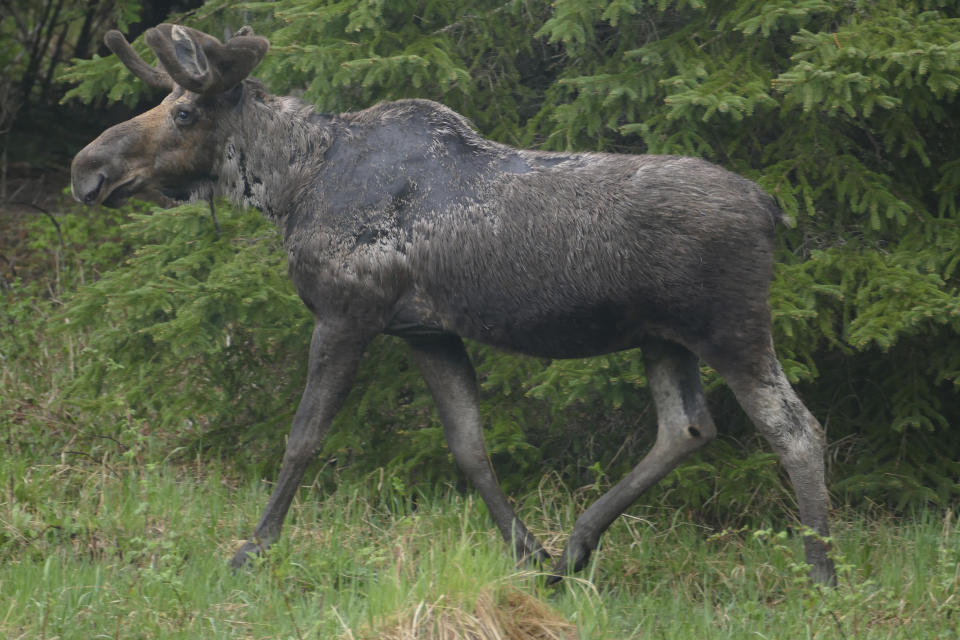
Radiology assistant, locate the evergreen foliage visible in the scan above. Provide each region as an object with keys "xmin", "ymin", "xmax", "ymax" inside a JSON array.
[{"xmin": 48, "ymin": 0, "xmax": 960, "ymax": 510}]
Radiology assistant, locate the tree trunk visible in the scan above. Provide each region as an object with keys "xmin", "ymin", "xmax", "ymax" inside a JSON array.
[{"xmin": 19, "ymin": 0, "xmax": 66, "ymax": 104}]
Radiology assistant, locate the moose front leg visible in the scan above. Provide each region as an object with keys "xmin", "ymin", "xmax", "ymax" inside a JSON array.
[
  {"xmin": 409, "ymin": 335, "xmax": 550, "ymax": 566},
  {"xmin": 231, "ymin": 322, "xmax": 370, "ymax": 569}
]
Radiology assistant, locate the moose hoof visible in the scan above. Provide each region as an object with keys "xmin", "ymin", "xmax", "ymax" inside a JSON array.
[
  {"xmin": 230, "ymin": 540, "xmax": 265, "ymax": 570},
  {"xmin": 545, "ymin": 536, "xmax": 595, "ymax": 585}
]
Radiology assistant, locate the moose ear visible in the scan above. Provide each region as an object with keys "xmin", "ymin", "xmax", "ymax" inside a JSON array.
[
  {"xmin": 170, "ymin": 25, "xmax": 210, "ymax": 81},
  {"xmin": 145, "ymin": 24, "xmax": 212, "ymax": 92},
  {"xmin": 231, "ymin": 25, "xmax": 256, "ymax": 39}
]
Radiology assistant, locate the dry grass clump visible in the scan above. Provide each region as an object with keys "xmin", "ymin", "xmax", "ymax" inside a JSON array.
[{"xmin": 348, "ymin": 587, "xmax": 578, "ymax": 640}]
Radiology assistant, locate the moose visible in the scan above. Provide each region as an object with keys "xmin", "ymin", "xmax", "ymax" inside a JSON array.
[{"xmin": 71, "ymin": 24, "xmax": 837, "ymax": 585}]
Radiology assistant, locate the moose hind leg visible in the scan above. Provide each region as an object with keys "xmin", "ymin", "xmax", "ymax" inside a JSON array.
[
  {"xmin": 409, "ymin": 335, "xmax": 550, "ymax": 566},
  {"xmin": 552, "ymin": 339, "xmax": 716, "ymax": 580},
  {"xmin": 716, "ymin": 346, "xmax": 837, "ymax": 585}
]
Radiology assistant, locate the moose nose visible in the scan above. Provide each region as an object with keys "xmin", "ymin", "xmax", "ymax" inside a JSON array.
[{"xmin": 73, "ymin": 172, "xmax": 105, "ymax": 205}]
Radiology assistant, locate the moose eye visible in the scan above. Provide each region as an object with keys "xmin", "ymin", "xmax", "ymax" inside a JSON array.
[{"xmin": 173, "ymin": 107, "xmax": 195, "ymax": 125}]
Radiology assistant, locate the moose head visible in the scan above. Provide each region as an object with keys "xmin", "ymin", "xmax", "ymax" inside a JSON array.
[{"xmin": 71, "ymin": 24, "xmax": 269, "ymax": 207}]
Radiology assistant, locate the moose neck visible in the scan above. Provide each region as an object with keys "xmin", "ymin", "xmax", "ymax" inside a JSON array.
[{"xmin": 215, "ymin": 82, "xmax": 333, "ymax": 228}]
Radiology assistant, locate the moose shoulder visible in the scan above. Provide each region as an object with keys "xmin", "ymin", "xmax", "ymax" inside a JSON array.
[{"xmin": 72, "ymin": 23, "xmax": 837, "ymax": 586}]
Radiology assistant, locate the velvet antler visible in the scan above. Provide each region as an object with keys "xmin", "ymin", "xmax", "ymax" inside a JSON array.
[
  {"xmin": 143, "ymin": 24, "xmax": 269, "ymax": 94},
  {"xmin": 104, "ymin": 30, "xmax": 174, "ymax": 90}
]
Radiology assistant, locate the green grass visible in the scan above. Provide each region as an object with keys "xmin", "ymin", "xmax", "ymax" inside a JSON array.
[{"xmin": 2, "ymin": 450, "xmax": 958, "ymax": 639}]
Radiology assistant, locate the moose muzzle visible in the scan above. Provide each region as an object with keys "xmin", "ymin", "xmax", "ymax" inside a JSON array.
[{"xmin": 71, "ymin": 117, "xmax": 150, "ymax": 208}]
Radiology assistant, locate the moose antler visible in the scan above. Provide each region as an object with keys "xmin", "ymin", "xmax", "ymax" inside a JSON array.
[
  {"xmin": 144, "ymin": 24, "xmax": 269, "ymax": 94},
  {"xmin": 104, "ymin": 30, "xmax": 174, "ymax": 90},
  {"xmin": 104, "ymin": 25, "xmax": 269, "ymax": 95}
]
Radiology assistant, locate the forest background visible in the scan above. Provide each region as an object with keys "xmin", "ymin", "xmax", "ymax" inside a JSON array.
[
  {"xmin": 1, "ymin": 1, "xmax": 960, "ymax": 635},
  {"xmin": 6, "ymin": 0, "xmax": 958, "ymax": 509}
]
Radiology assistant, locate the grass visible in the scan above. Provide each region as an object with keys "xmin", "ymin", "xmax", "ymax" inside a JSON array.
[{"xmin": 1, "ymin": 449, "xmax": 958, "ymax": 639}]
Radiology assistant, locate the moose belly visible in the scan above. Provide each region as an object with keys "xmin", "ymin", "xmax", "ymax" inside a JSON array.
[
  {"xmin": 386, "ymin": 313, "xmax": 640, "ymax": 359},
  {"xmin": 390, "ymin": 293, "xmax": 651, "ymax": 359},
  {"xmin": 469, "ymin": 302, "xmax": 649, "ymax": 358}
]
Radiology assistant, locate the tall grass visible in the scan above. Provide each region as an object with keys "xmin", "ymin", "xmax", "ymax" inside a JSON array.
[{"xmin": 1, "ymin": 449, "xmax": 957, "ymax": 639}]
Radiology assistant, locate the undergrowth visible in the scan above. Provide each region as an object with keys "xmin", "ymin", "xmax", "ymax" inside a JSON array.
[{"xmin": 1, "ymin": 450, "xmax": 957, "ymax": 639}]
